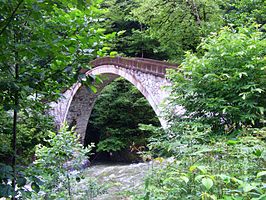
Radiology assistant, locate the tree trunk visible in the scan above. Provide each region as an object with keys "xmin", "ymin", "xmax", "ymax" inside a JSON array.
[
  {"xmin": 12, "ymin": 33, "xmax": 19, "ymax": 200},
  {"xmin": 186, "ymin": 0, "xmax": 201, "ymax": 25},
  {"xmin": 11, "ymin": 94, "xmax": 18, "ymax": 200}
]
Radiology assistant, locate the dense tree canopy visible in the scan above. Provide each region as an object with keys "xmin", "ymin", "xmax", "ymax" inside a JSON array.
[
  {"xmin": 0, "ymin": 0, "xmax": 265, "ymax": 199},
  {"xmin": 0, "ymin": 0, "xmax": 112, "ymax": 197},
  {"xmin": 224, "ymin": 0, "xmax": 266, "ymax": 26},
  {"xmin": 0, "ymin": 0, "xmax": 109, "ymax": 110},
  {"xmin": 102, "ymin": 0, "xmax": 169, "ymax": 59},
  {"xmin": 132, "ymin": 0, "xmax": 224, "ymax": 61},
  {"xmin": 168, "ymin": 26, "xmax": 266, "ymax": 132},
  {"xmin": 0, "ymin": 0, "xmax": 112, "ymax": 161},
  {"xmin": 86, "ymin": 78, "xmax": 160, "ymax": 159}
]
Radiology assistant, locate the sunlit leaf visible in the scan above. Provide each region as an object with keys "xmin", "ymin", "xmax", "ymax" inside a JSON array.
[{"xmin": 202, "ymin": 178, "xmax": 213, "ymax": 191}]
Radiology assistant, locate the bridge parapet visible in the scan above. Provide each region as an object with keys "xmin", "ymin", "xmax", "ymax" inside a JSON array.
[{"xmin": 90, "ymin": 57, "xmax": 178, "ymax": 77}]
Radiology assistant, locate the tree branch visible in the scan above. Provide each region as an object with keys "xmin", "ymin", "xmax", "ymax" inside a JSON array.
[
  {"xmin": 186, "ymin": 0, "xmax": 201, "ymax": 25},
  {"xmin": 0, "ymin": 0, "xmax": 24, "ymax": 36}
]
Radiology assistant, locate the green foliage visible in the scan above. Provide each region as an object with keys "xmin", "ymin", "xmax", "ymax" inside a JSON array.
[
  {"xmin": 0, "ymin": 109, "xmax": 13, "ymax": 160},
  {"xmin": 130, "ymin": 10, "xmax": 266, "ymax": 199},
  {"xmin": 133, "ymin": 124, "xmax": 266, "ymax": 200},
  {"xmin": 0, "ymin": 163, "xmax": 14, "ymax": 197},
  {"xmin": 101, "ymin": 0, "xmax": 169, "ymax": 59},
  {"xmin": 86, "ymin": 78, "xmax": 160, "ymax": 154},
  {"xmin": 1, "ymin": 1, "xmax": 265, "ymax": 199},
  {"xmin": 0, "ymin": 107, "xmax": 53, "ymax": 164},
  {"xmin": 97, "ymin": 136, "xmax": 127, "ymax": 152},
  {"xmin": 0, "ymin": 0, "xmax": 109, "ymax": 109},
  {"xmin": 0, "ymin": 1, "xmax": 111, "ymax": 197},
  {"xmin": 133, "ymin": 0, "xmax": 224, "ymax": 61},
  {"xmin": 167, "ymin": 26, "xmax": 266, "ymax": 132},
  {"xmin": 224, "ymin": 0, "xmax": 266, "ymax": 26},
  {"xmin": 0, "ymin": 125, "xmax": 94, "ymax": 199},
  {"xmin": 29, "ymin": 125, "xmax": 93, "ymax": 199}
]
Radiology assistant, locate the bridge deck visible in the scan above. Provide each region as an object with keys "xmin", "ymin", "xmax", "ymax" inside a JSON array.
[{"xmin": 89, "ymin": 57, "xmax": 178, "ymax": 77}]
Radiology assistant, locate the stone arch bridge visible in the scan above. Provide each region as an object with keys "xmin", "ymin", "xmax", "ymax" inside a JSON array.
[{"xmin": 50, "ymin": 57, "xmax": 181, "ymax": 144}]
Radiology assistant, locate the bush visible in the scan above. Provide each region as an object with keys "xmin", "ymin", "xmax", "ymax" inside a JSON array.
[
  {"xmin": 133, "ymin": 27, "xmax": 266, "ymax": 198},
  {"xmin": 133, "ymin": 125, "xmax": 266, "ymax": 200},
  {"xmin": 29, "ymin": 125, "xmax": 93, "ymax": 199},
  {"xmin": 0, "ymin": 108, "xmax": 53, "ymax": 165},
  {"xmin": 167, "ymin": 25, "xmax": 266, "ymax": 133}
]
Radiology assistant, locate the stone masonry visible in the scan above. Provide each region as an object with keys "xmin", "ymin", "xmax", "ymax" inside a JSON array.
[{"xmin": 49, "ymin": 57, "xmax": 180, "ymax": 144}]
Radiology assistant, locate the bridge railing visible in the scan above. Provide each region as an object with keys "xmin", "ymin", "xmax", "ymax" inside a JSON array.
[{"xmin": 90, "ymin": 57, "xmax": 178, "ymax": 77}]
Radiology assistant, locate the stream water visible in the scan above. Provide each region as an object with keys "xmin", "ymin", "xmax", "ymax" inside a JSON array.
[{"xmin": 76, "ymin": 161, "xmax": 155, "ymax": 200}]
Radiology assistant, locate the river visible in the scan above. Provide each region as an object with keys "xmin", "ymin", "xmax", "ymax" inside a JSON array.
[{"xmin": 73, "ymin": 161, "xmax": 156, "ymax": 200}]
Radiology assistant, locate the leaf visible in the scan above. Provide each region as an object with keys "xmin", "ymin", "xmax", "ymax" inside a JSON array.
[
  {"xmin": 253, "ymin": 149, "xmax": 262, "ymax": 157},
  {"xmin": 254, "ymin": 194, "xmax": 266, "ymax": 200},
  {"xmin": 197, "ymin": 166, "xmax": 207, "ymax": 173},
  {"xmin": 180, "ymin": 176, "xmax": 189, "ymax": 184},
  {"xmin": 253, "ymin": 88, "xmax": 264, "ymax": 93},
  {"xmin": 17, "ymin": 177, "xmax": 27, "ymax": 187},
  {"xmin": 217, "ymin": 174, "xmax": 230, "ymax": 182},
  {"xmin": 32, "ymin": 176, "xmax": 44, "ymax": 186},
  {"xmin": 242, "ymin": 183, "xmax": 254, "ymax": 193},
  {"xmin": 257, "ymin": 171, "xmax": 266, "ymax": 178},
  {"xmin": 238, "ymin": 72, "xmax": 248, "ymax": 78},
  {"xmin": 195, "ymin": 175, "xmax": 205, "ymax": 181},
  {"xmin": 117, "ymin": 30, "xmax": 126, "ymax": 36},
  {"xmin": 154, "ymin": 157, "xmax": 164, "ymax": 163},
  {"xmin": 96, "ymin": 28, "xmax": 106, "ymax": 33},
  {"xmin": 230, "ymin": 177, "xmax": 243, "ymax": 185},
  {"xmin": 31, "ymin": 182, "xmax": 40, "ymax": 193},
  {"xmin": 110, "ymin": 51, "xmax": 118, "ymax": 57},
  {"xmin": 0, "ymin": 184, "xmax": 13, "ymax": 198},
  {"xmin": 189, "ymin": 165, "xmax": 197, "ymax": 172},
  {"xmin": 239, "ymin": 92, "xmax": 248, "ymax": 100},
  {"xmin": 201, "ymin": 178, "xmax": 213, "ymax": 191},
  {"xmin": 78, "ymin": 73, "xmax": 87, "ymax": 82},
  {"xmin": 94, "ymin": 75, "xmax": 103, "ymax": 84},
  {"xmin": 0, "ymin": 164, "xmax": 13, "ymax": 179},
  {"xmin": 203, "ymin": 73, "xmax": 219, "ymax": 79},
  {"xmin": 88, "ymin": 85, "xmax": 97, "ymax": 93},
  {"xmin": 102, "ymin": 47, "xmax": 111, "ymax": 52},
  {"xmin": 258, "ymin": 107, "xmax": 264, "ymax": 115},
  {"xmin": 77, "ymin": 0, "xmax": 86, "ymax": 10},
  {"xmin": 227, "ymin": 139, "xmax": 239, "ymax": 145}
]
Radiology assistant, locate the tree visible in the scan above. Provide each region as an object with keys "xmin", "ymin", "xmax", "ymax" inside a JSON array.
[
  {"xmin": 102, "ymin": 0, "xmax": 169, "ymax": 59},
  {"xmin": 132, "ymin": 0, "xmax": 224, "ymax": 61},
  {"xmin": 85, "ymin": 78, "xmax": 160, "ymax": 160},
  {"xmin": 0, "ymin": 108, "xmax": 53, "ymax": 165},
  {"xmin": 0, "ymin": 0, "xmax": 111, "ymax": 198},
  {"xmin": 30, "ymin": 125, "xmax": 92, "ymax": 199},
  {"xmin": 224, "ymin": 0, "xmax": 266, "ymax": 27},
  {"xmin": 167, "ymin": 25, "xmax": 266, "ymax": 132}
]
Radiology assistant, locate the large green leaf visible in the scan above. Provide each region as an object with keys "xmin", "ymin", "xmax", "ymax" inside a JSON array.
[{"xmin": 201, "ymin": 178, "xmax": 213, "ymax": 191}]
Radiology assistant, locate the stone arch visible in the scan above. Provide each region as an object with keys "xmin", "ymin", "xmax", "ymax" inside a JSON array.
[
  {"xmin": 49, "ymin": 57, "xmax": 180, "ymax": 144},
  {"xmin": 65, "ymin": 65, "xmax": 169, "ymax": 143},
  {"xmin": 86, "ymin": 65, "xmax": 161, "ymax": 116}
]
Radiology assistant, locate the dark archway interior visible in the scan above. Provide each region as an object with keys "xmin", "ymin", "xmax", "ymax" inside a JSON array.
[{"xmin": 84, "ymin": 77, "xmax": 160, "ymax": 163}]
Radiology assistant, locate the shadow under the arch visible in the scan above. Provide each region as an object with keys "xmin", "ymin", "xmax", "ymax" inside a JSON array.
[{"xmin": 84, "ymin": 78, "xmax": 161, "ymax": 164}]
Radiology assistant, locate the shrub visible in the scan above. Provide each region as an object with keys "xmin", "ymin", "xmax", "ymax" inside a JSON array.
[
  {"xmin": 133, "ymin": 125, "xmax": 266, "ymax": 200},
  {"xmin": 29, "ymin": 125, "xmax": 93, "ymax": 199},
  {"xmin": 167, "ymin": 25, "xmax": 266, "ymax": 133}
]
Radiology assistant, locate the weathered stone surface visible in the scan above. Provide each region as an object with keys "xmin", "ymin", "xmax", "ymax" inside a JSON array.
[{"xmin": 49, "ymin": 57, "xmax": 183, "ymax": 144}]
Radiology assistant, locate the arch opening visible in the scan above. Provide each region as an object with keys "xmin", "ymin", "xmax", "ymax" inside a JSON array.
[
  {"xmin": 65, "ymin": 64, "xmax": 168, "ymax": 146},
  {"xmin": 84, "ymin": 77, "xmax": 160, "ymax": 163}
]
